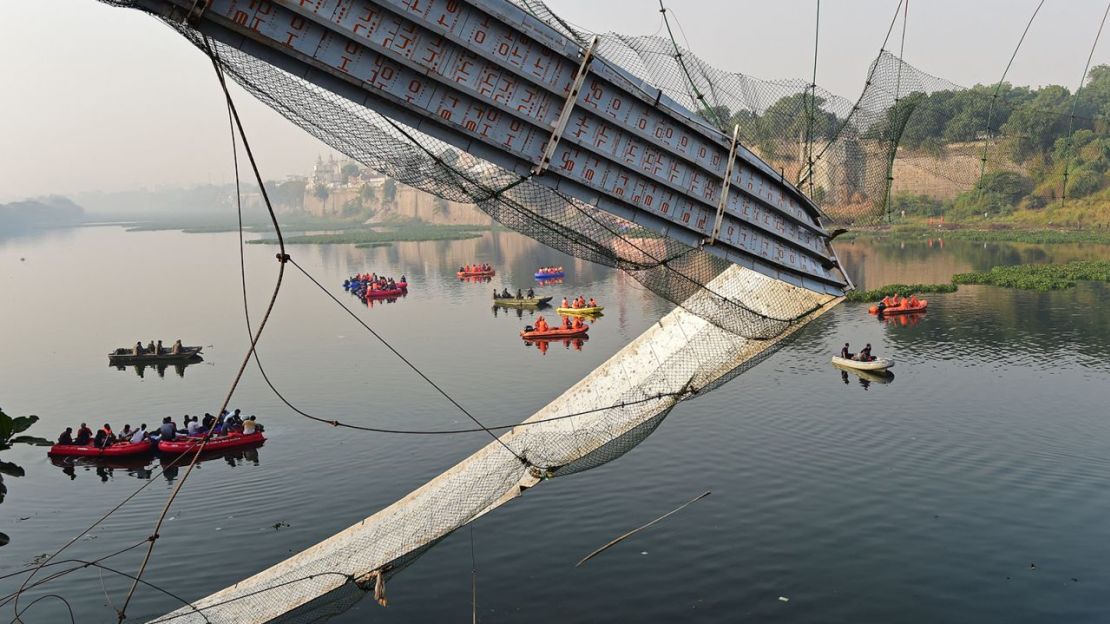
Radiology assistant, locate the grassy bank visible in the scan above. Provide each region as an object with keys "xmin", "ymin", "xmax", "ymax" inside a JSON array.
[
  {"xmin": 953, "ymin": 260, "xmax": 1110, "ymax": 290},
  {"xmin": 839, "ymin": 224, "xmax": 1110, "ymax": 245},
  {"xmin": 845, "ymin": 283, "xmax": 958, "ymax": 302},
  {"xmin": 248, "ymin": 222, "xmax": 493, "ymax": 246}
]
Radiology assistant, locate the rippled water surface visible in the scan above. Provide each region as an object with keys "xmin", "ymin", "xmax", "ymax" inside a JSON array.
[{"xmin": 1, "ymin": 227, "xmax": 1108, "ymax": 623}]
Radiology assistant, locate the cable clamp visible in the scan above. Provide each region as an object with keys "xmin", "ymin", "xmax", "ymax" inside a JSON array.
[{"xmin": 276, "ymin": 253, "xmax": 291, "ymax": 263}]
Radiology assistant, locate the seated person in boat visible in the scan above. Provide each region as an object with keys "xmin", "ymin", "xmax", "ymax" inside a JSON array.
[
  {"xmin": 840, "ymin": 343, "xmax": 854, "ymax": 360},
  {"xmin": 57, "ymin": 427, "xmax": 74, "ymax": 445},
  {"xmin": 147, "ymin": 340, "xmax": 156, "ymax": 355},
  {"xmin": 907, "ymin": 294, "xmax": 920, "ymax": 307},
  {"xmin": 74, "ymin": 423, "xmax": 93, "ymax": 445},
  {"xmin": 533, "ymin": 316, "xmax": 549, "ymax": 332},
  {"xmin": 171, "ymin": 339, "xmax": 183, "ymax": 355},
  {"xmin": 573, "ymin": 318, "xmax": 585, "ymax": 330},
  {"xmin": 562, "ymin": 297, "xmax": 569, "ymax": 308},
  {"xmin": 134, "ymin": 341, "xmax": 144, "ymax": 356},
  {"xmin": 859, "ymin": 343, "xmax": 873, "ymax": 361},
  {"xmin": 527, "ymin": 288, "xmax": 534, "ymax": 298},
  {"xmin": 187, "ymin": 416, "xmax": 201, "ymax": 436},
  {"xmin": 401, "ymin": 275, "xmax": 407, "ymax": 283},
  {"xmin": 501, "ymin": 288, "xmax": 512, "ymax": 299},
  {"xmin": 588, "ymin": 297, "xmax": 597, "ymax": 308},
  {"xmin": 561, "ymin": 316, "xmax": 573, "ymax": 329},
  {"xmin": 202, "ymin": 413, "xmax": 216, "ymax": 432},
  {"xmin": 516, "ymin": 289, "xmax": 523, "ymax": 299},
  {"xmin": 120, "ymin": 424, "xmax": 133, "ymax": 440},
  {"xmin": 93, "ymin": 424, "xmax": 116, "ymax": 449},
  {"xmin": 159, "ymin": 417, "xmax": 177, "ymax": 442},
  {"xmin": 155, "ymin": 340, "xmax": 163, "ymax": 355},
  {"xmin": 131, "ymin": 424, "xmax": 148, "ymax": 443}
]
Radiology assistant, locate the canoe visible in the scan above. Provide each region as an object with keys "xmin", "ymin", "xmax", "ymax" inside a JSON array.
[
  {"xmin": 493, "ymin": 296, "xmax": 552, "ymax": 307},
  {"xmin": 363, "ymin": 287, "xmax": 406, "ymax": 299},
  {"xmin": 48, "ymin": 439, "xmax": 155, "ymax": 458},
  {"xmin": 534, "ymin": 271, "xmax": 564, "ymax": 279},
  {"xmin": 158, "ymin": 432, "xmax": 266, "ymax": 454},
  {"xmin": 457, "ymin": 270, "xmax": 495, "ymax": 277},
  {"xmin": 869, "ymin": 300, "xmax": 927, "ymax": 315},
  {"xmin": 108, "ymin": 347, "xmax": 202, "ymax": 364},
  {"xmin": 830, "ymin": 356, "xmax": 894, "ymax": 371},
  {"xmin": 521, "ymin": 326, "xmax": 589, "ymax": 339},
  {"xmin": 556, "ymin": 306, "xmax": 604, "ymax": 316}
]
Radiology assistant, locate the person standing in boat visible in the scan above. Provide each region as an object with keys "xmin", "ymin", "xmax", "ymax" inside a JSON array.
[
  {"xmin": 134, "ymin": 341, "xmax": 144, "ymax": 356},
  {"xmin": 516, "ymin": 288, "xmax": 523, "ymax": 299},
  {"xmin": 155, "ymin": 340, "xmax": 163, "ymax": 356},
  {"xmin": 57, "ymin": 427, "xmax": 74, "ymax": 445},
  {"xmin": 74, "ymin": 423, "xmax": 93, "ymax": 445}
]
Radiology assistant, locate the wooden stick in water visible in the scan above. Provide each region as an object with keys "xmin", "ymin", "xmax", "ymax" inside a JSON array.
[{"xmin": 575, "ymin": 491, "xmax": 711, "ymax": 567}]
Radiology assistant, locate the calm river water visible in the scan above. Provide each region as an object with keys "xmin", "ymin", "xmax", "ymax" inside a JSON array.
[{"xmin": 1, "ymin": 226, "xmax": 1109, "ymax": 623}]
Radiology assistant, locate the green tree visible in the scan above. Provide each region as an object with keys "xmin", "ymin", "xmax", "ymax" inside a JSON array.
[
  {"xmin": 360, "ymin": 183, "xmax": 377, "ymax": 202},
  {"xmin": 382, "ymin": 179, "xmax": 397, "ymax": 204},
  {"xmin": 340, "ymin": 162, "xmax": 360, "ymax": 184},
  {"xmin": 313, "ymin": 185, "xmax": 330, "ymax": 201}
]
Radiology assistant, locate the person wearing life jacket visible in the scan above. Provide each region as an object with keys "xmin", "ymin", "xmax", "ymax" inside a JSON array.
[
  {"xmin": 94, "ymin": 424, "xmax": 115, "ymax": 449},
  {"xmin": 534, "ymin": 316, "xmax": 549, "ymax": 332},
  {"xmin": 562, "ymin": 316, "xmax": 572, "ymax": 329},
  {"xmin": 588, "ymin": 297, "xmax": 597, "ymax": 308},
  {"xmin": 562, "ymin": 297, "xmax": 569, "ymax": 308},
  {"xmin": 908, "ymin": 294, "xmax": 920, "ymax": 308},
  {"xmin": 572, "ymin": 317, "xmax": 585, "ymax": 330}
]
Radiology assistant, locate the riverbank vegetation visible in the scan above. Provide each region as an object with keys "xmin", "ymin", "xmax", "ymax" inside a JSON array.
[
  {"xmin": 845, "ymin": 283, "xmax": 958, "ymax": 302},
  {"xmin": 953, "ymin": 260, "xmax": 1110, "ymax": 291},
  {"xmin": 248, "ymin": 222, "xmax": 495, "ymax": 246}
]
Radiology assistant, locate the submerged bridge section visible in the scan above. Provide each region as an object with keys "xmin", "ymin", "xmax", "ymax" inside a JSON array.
[{"xmin": 121, "ymin": 0, "xmax": 849, "ymax": 294}]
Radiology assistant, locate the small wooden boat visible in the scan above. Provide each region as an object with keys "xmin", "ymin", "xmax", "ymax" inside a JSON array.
[
  {"xmin": 108, "ymin": 347, "xmax": 202, "ymax": 365},
  {"xmin": 493, "ymin": 296, "xmax": 552, "ymax": 307},
  {"xmin": 521, "ymin": 326, "xmax": 589, "ymax": 339},
  {"xmin": 157, "ymin": 431, "xmax": 266, "ymax": 454},
  {"xmin": 869, "ymin": 300, "xmax": 927, "ymax": 315},
  {"xmin": 49, "ymin": 439, "xmax": 155, "ymax": 458},
  {"xmin": 831, "ymin": 356, "xmax": 894, "ymax": 371},
  {"xmin": 556, "ymin": 306, "xmax": 604, "ymax": 316}
]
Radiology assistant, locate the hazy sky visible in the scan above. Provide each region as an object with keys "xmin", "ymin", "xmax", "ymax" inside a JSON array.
[{"xmin": 2, "ymin": 0, "xmax": 1107, "ymax": 201}]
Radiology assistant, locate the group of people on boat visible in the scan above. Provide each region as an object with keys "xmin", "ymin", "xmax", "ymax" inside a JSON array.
[
  {"xmin": 878, "ymin": 293, "xmax": 922, "ymax": 309},
  {"xmin": 561, "ymin": 296, "xmax": 597, "ymax": 309},
  {"xmin": 536, "ymin": 266, "xmax": 564, "ymax": 276},
  {"xmin": 129, "ymin": 339, "xmax": 185, "ymax": 356},
  {"xmin": 529, "ymin": 315, "xmax": 586, "ymax": 333},
  {"xmin": 840, "ymin": 342, "xmax": 875, "ymax": 362},
  {"xmin": 348, "ymin": 273, "xmax": 406, "ymax": 291},
  {"xmin": 56, "ymin": 409, "xmax": 261, "ymax": 448},
  {"xmin": 495, "ymin": 287, "xmax": 536, "ymax": 300},
  {"xmin": 459, "ymin": 263, "xmax": 493, "ymax": 274}
]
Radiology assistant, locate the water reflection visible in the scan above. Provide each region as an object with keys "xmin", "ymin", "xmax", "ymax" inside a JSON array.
[
  {"xmin": 877, "ymin": 311, "xmax": 926, "ymax": 327},
  {"xmin": 837, "ymin": 367, "xmax": 896, "ymax": 389},
  {"xmin": 522, "ymin": 336, "xmax": 589, "ymax": 355},
  {"xmin": 109, "ymin": 359, "xmax": 203, "ymax": 378}
]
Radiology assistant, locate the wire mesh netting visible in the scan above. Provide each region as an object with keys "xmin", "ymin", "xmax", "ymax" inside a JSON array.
[{"xmin": 50, "ymin": 0, "xmax": 1106, "ymax": 621}]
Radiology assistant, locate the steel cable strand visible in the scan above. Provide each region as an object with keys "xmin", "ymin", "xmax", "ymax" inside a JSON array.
[
  {"xmin": 113, "ymin": 38, "xmax": 289, "ymax": 623},
  {"xmin": 9, "ymin": 445, "xmax": 214, "ymax": 622}
]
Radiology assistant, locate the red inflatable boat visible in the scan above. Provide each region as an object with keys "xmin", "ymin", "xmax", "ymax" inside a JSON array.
[
  {"xmin": 364, "ymin": 287, "xmax": 406, "ymax": 298},
  {"xmin": 521, "ymin": 326, "xmax": 589, "ymax": 340},
  {"xmin": 48, "ymin": 439, "xmax": 154, "ymax": 458},
  {"xmin": 157, "ymin": 432, "xmax": 266, "ymax": 454}
]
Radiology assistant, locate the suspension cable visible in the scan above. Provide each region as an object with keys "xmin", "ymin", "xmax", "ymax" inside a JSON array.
[{"xmin": 1061, "ymin": 1, "xmax": 1110, "ymax": 201}]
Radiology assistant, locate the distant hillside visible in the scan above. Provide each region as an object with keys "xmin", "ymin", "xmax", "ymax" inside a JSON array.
[{"xmin": 0, "ymin": 196, "xmax": 84, "ymax": 229}]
